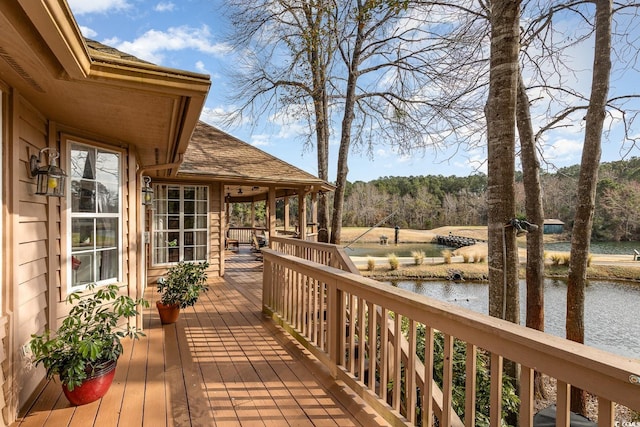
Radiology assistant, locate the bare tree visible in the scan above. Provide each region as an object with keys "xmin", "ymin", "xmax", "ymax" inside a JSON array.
[
  {"xmin": 486, "ymin": 0, "xmax": 521, "ymax": 325},
  {"xmin": 567, "ymin": 0, "xmax": 612, "ymax": 414},
  {"xmin": 223, "ymin": 0, "xmax": 335, "ymax": 241}
]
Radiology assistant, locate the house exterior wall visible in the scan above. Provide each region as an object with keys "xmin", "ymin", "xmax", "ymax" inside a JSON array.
[{"xmin": 1, "ymin": 87, "xmax": 140, "ymax": 424}]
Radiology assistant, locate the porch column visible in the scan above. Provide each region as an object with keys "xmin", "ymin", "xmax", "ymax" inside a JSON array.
[
  {"xmin": 251, "ymin": 201, "xmax": 256, "ymax": 228},
  {"xmin": 268, "ymin": 186, "xmax": 276, "ymax": 240},
  {"xmin": 284, "ymin": 196, "xmax": 290, "ymax": 232},
  {"xmin": 311, "ymin": 192, "xmax": 318, "ymax": 235},
  {"xmin": 298, "ymin": 188, "xmax": 308, "ymax": 240}
]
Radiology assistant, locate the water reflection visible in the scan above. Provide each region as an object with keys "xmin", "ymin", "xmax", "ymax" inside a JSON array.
[{"xmin": 388, "ymin": 278, "xmax": 640, "ymax": 360}]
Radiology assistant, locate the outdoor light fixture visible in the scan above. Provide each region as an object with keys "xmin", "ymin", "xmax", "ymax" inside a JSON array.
[
  {"xmin": 141, "ymin": 176, "xmax": 154, "ymax": 206},
  {"xmin": 29, "ymin": 147, "xmax": 67, "ymax": 197}
]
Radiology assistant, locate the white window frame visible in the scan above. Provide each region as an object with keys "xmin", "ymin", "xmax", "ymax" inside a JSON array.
[
  {"xmin": 151, "ymin": 184, "xmax": 209, "ymax": 266},
  {"xmin": 67, "ymin": 141, "xmax": 123, "ymax": 291}
]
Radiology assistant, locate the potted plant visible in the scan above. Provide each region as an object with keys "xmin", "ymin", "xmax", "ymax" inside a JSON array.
[
  {"xmin": 156, "ymin": 261, "xmax": 209, "ymax": 324},
  {"xmin": 30, "ymin": 284, "xmax": 148, "ymax": 405}
]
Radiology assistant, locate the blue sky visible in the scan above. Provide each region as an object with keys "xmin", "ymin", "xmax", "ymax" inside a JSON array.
[{"xmin": 67, "ymin": 0, "xmax": 640, "ymax": 182}]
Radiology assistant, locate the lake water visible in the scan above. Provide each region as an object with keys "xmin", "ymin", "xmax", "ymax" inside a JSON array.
[
  {"xmin": 387, "ymin": 278, "xmax": 640, "ymax": 360},
  {"xmin": 344, "ymin": 240, "xmax": 640, "ymax": 257}
]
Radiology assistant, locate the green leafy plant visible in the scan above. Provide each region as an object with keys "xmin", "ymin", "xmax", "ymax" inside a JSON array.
[
  {"xmin": 30, "ymin": 284, "xmax": 148, "ymax": 390},
  {"xmin": 157, "ymin": 261, "xmax": 209, "ymax": 308}
]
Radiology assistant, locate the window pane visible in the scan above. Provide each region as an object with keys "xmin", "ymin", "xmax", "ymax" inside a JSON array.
[
  {"xmin": 183, "ymin": 231, "xmax": 194, "ymax": 246},
  {"xmin": 168, "ymin": 187, "xmax": 180, "ymax": 199},
  {"xmin": 184, "ymin": 187, "xmax": 195, "ymax": 199},
  {"xmin": 195, "ymin": 187, "xmax": 207, "ymax": 199},
  {"xmin": 168, "ymin": 200, "xmax": 180, "ymax": 214},
  {"xmin": 72, "ymin": 218, "xmax": 94, "ymax": 250},
  {"xmin": 71, "ymin": 146, "xmax": 94, "ymax": 179},
  {"xmin": 195, "ymin": 231, "xmax": 208, "ymax": 245},
  {"xmin": 183, "ymin": 247, "xmax": 194, "ymax": 261},
  {"xmin": 98, "ymin": 181, "xmax": 119, "ymax": 213},
  {"xmin": 96, "ymin": 151, "xmax": 119, "ymax": 183},
  {"xmin": 196, "ymin": 215, "xmax": 208, "ymax": 228},
  {"xmin": 72, "ymin": 180, "xmax": 96, "ymax": 212},
  {"xmin": 168, "ymin": 247, "xmax": 179, "ymax": 263},
  {"xmin": 96, "ymin": 218, "xmax": 118, "ymax": 249},
  {"xmin": 195, "ymin": 246, "xmax": 207, "ymax": 260},
  {"xmin": 196, "ymin": 201, "xmax": 207, "ymax": 213},
  {"xmin": 184, "ymin": 200, "xmax": 195, "ymax": 214},
  {"xmin": 97, "ymin": 249, "xmax": 118, "ymax": 281},
  {"xmin": 72, "ymin": 253, "xmax": 94, "ymax": 287},
  {"xmin": 168, "ymin": 216, "xmax": 180, "ymax": 230},
  {"xmin": 184, "ymin": 215, "xmax": 194, "ymax": 229}
]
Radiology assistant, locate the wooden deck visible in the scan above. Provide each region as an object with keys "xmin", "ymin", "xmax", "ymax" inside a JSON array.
[{"xmin": 14, "ymin": 248, "xmax": 388, "ymax": 427}]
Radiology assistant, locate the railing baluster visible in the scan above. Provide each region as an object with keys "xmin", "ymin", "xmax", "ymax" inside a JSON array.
[
  {"xmin": 407, "ymin": 319, "xmax": 417, "ymax": 423},
  {"xmin": 423, "ymin": 326, "xmax": 434, "ymax": 427},
  {"xmin": 556, "ymin": 380, "xmax": 570, "ymax": 427},
  {"xmin": 442, "ymin": 333, "xmax": 454, "ymax": 427},
  {"xmin": 367, "ymin": 301, "xmax": 376, "ymax": 391},
  {"xmin": 489, "ymin": 353, "xmax": 503, "ymax": 427},
  {"xmin": 465, "ymin": 343, "xmax": 477, "ymax": 427},
  {"xmin": 380, "ymin": 307, "xmax": 389, "ymax": 401},
  {"xmin": 349, "ymin": 294, "xmax": 357, "ymax": 374},
  {"xmin": 393, "ymin": 313, "xmax": 402, "ymax": 412},
  {"xmin": 519, "ymin": 365, "xmax": 534, "ymax": 427},
  {"xmin": 358, "ymin": 297, "xmax": 366, "ymax": 382},
  {"xmin": 597, "ymin": 397, "xmax": 614, "ymax": 427}
]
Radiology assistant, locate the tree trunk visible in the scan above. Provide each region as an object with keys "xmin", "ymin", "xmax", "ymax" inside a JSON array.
[
  {"xmin": 567, "ymin": 0, "xmax": 612, "ymax": 416},
  {"xmin": 516, "ymin": 71, "xmax": 547, "ymax": 398},
  {"xmin": 486, "ymin": 0, "xmax": 521, "ymax": 325}
]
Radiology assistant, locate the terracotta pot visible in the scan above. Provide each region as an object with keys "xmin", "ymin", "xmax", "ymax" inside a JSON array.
[
  {"xmin": 156, "ymin": 300, "xmax": 180, "ymax": 324},
  {"xmin": 62, "ymin": 360, "xmax": 116, "ymax": 406}
]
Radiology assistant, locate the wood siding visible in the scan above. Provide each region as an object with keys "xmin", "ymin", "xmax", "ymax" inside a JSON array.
[{"xmin": 1, "ymin": 92, "xmax": 139, "ymax": 424}]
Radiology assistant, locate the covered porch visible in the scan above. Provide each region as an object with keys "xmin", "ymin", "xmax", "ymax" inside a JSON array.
[{"xmin": 14, "ymin": 248, "xmax": 387, "ymax": 426}]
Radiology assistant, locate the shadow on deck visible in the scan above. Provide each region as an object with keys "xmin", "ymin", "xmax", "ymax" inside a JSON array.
[{"xmin": 14, "ymin": 247, "xmax": 387, "ymax": 426}]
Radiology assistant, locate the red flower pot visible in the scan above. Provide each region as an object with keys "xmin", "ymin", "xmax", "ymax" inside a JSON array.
[
  {"xmin": 156, "ymin": 300, "xmax": 181, "ymax": 324},
  {"xmin": 62, "ymin": 360, "xmax": 117, "ymax": 406}
]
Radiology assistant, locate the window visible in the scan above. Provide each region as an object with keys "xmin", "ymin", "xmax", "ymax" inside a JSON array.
[
  {"xmin": 152, "ymin": 185, "xmax": 209, "ymax": 265},
  {"xmin": 69, "ymin": 143, "xmax": 121, "ymax": 289}
]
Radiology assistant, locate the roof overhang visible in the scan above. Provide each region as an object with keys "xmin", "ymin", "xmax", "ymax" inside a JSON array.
[{"xmin": 1, "ymin": 0, "xmax": 211, "ymax": 171}]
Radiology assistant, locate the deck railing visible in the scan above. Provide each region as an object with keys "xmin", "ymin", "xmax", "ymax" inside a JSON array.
[
  {"xmin": 261, "ymin": 248, "xmax": 640, "ymax": 427},
  {"xmin": 270, "ymin": 236, "xmax": 359, "ymax": 274},
  {"xmin": 227, "ymin": 227, "xmax": 266, "ymax": 244}
]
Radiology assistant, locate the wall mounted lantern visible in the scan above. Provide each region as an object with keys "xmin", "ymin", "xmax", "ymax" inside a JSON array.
[
  {"xmin": 29, "ymin": 147, "xmax": 67, "ymax": 197},
  {"xmin": 142, "ymin": 176, "xmax": 154, "ymax": 206}
]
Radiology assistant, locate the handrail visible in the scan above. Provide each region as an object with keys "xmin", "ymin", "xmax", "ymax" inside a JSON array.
[
  {"xmin": 261, "ymin": 248, "xmax": 640, "ymax": 426},
  {"xmin": 227, "ymin": 227, "xmax": 266, "ymax": 244},
  {"xmin": 270, "ymin": 235, "xmax": 359, "ymax": 274}
]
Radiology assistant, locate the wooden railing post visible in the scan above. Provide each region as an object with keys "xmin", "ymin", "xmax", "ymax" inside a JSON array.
[{"xmin": 326, "ymin": 280, "xmax": 344, "ymax": 377}]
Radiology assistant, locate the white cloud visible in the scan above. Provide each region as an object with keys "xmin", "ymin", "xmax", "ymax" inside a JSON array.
[
  {"xmin": 251, "ymin": 134, "xmax": 270, "ymax": 147},
  {"xmin": 154, "ymin": 2, "xmax": 176, "ymax": 12},
  {"xmin": 79, "ymin": 26, "xmax": 98, "ymax": 38},
  {"xmin": 195, "ymin": 60, "xmax": 208, "ymax": 74},
  {"xmin": 111, "ymin": 25, "xmax": 231, "ymax": 64},
  {"xmin": 68, "ymin": 0, "xmax": 131, "ymax": 15}
]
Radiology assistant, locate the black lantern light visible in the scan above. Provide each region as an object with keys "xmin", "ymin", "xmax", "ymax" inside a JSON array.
[
  {"xmin": 29, "ymin": 147, "xmax": 66, "ymax": 197},
  {"xmin": 142, "ymin": 176, "xmax": 154, "ymax": 206}
]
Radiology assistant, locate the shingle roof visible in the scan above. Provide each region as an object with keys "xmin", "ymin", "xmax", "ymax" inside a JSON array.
[
  {"xmin": 180, "ymin": 121, "xmax": 332, "ymax": 190},
  {"xmin": 85, "ymin": 38, "xmax": 153, "ymax": 65}
]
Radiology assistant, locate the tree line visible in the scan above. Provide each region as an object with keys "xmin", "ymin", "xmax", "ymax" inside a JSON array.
[{"xmin": 339, "ymin": 156, "xmax": 640, "ymax": 242}]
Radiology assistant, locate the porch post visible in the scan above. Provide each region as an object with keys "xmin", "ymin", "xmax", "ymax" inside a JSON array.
[
  {"xmin": 311, "ymin": 192, "xmax": 318, "ymax": 236},
  {"xmin": 298, "ymin": 189, "xmax": 308, "ymax": 240},
  {"xmin": 251, "ymin": 201, "xmax": 256, "ymax": 228},
  {"xmin": 284, "ymin": 196, "xmax": 290, "ymax": 232},
  {"xmin": 268, "ymin": 186, "xmax": 276, "ymax": 241}
]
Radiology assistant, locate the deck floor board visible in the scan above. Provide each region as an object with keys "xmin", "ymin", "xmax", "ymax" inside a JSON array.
[{"xmin": 13, "ymin": 248, "xmax": 389, "ymax": 427}]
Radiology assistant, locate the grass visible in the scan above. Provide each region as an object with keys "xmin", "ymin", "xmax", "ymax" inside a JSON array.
[{"xmin": 362, "ymin": 260, "xmax": 640, "ymax": 282}]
